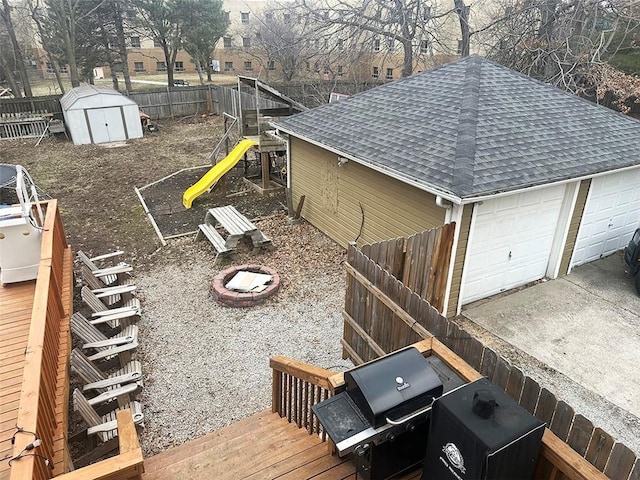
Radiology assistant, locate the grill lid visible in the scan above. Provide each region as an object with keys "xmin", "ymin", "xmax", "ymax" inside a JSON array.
[{"xmin": 345, "ymin": 347, "xmax": 443, "ymax": 427}]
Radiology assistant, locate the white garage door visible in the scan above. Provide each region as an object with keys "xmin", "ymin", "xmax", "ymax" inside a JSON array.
[
  {"xmin": 572, "ymin": 167, "xmax": 640, "ymax": 267},
  {"xmin": 462, "ymin": 185, "xmax": 566, "ymax": 304}
]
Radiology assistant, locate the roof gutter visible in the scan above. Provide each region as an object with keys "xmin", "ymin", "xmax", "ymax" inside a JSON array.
[{"xmin": 274, "ymin": 125, "xmax": 463, "ymax": 205}]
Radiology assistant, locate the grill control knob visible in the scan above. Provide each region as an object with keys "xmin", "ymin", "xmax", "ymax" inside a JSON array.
[
  {"xmin": 386, "ymin": 433, "xmax": 396, "ymax": 442},
  {"xmin": 355, "ymin": 443, "xmax": 370, "ymax": 457},
  {"xmin": 406, "ymin": 422, "xmax": 416, "ymax": 433}
]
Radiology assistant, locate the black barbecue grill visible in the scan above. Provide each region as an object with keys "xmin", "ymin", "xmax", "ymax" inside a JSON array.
[{"xmin": 313, "ymin": 347, "xmax": 463, "ymax": 480}]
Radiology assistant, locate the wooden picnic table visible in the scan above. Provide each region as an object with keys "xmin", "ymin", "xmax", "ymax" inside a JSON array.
[{"xmin": 197, "ymin": 206, "xmax": 271, "ymax": 255}]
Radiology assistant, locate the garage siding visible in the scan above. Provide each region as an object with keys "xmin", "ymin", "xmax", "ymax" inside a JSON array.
[
  {"xmin": 290, "ymin": 138, "xmax": 446, "ymax": 248},
  {"xmin": 559, "ymin": 179, "xmax": 591, "ymax": 275},
  {"xmin": 447, "ymin": 204, "xmax": 473, "ymax": 317}
]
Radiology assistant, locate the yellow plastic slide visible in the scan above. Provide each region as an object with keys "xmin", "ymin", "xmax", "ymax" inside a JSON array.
[{"xmin": 183, "ymin": 138, "xmax": 258, "ymax": 209}]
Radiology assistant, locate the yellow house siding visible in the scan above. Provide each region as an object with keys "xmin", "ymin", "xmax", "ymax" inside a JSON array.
[
  {"xmin": 559, "ymin": 179, "xmax": 591, "ymax": 275},
  {"xmin": 290, "ymin": 138, "xmax": 446, "ymax": 248},
  {"xmin": 447, "ymin": 203, "xmax": 473, "ymax": 317}
]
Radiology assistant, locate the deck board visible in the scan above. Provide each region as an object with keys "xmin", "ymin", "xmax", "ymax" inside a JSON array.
[
  {"xmin": 0, "ymin": 281, "xmax": 35, "ymax": 480},
  {"xmin": 142, "ymin": 410, "xmax": 424, "ymax": 480}
]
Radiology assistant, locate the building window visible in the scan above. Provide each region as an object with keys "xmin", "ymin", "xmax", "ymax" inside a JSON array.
[
  {"xmin": 224, "ymin": 61, "xmax": 233, "ymax": 71},
  {"xmin": 244, "ymin": 60, "xmax": 253, "ymax": 71},
  {"xmin": 59, "ymin": 65, "xmax": 69, "ymax": 73},
  {"xmin": 267, "ymin": 60, "xmax": 275, "ymax": 70},
  {"xmin": 337, "ymin": 39, "xmax": 344, "ymax": 50},
  {"xmin": 323, "ymin": 39, "xmax": 328, "ymax": 49},
  {"xmin": 242, "ymin": 36, "xmax": 251, "ymax": 47},
  {"xmin": 386, "ymin": 68, "xmax": 393, "ymax": 79},
  {"xmin": 46, "ymin": 62, "xmax": 54, "ymax": 73},
  {"xmin": 373, "ymin": 39, "xmax": 380, "ymax": 51},
  {"xmin": 223, "ymin": 36, "xmax": 232, "ymax": 48},
  {"xmin": 175, "ymin": 61, "xmax": 184, "ymax": 72},
  {"xmin": 314, "ymin": 61, "xmax": 320, "ymax": 73},
  {"xmin": 265, "ymin": 12, "xmax": 273, "ymax": 22},
  {"xmin": 153, "ymin": 38, "xmax": 162, "ymax": 47},
  {"xmin": 337, "ymin": 65, "xmax": 343, "ymax": 76},
  {"xmin": 241, "ymin": 12, "xmax": 249, "ymax": 24},
  {"xmin": 423, "ymin": 5, "xmax": 432, "ymax": 20},
  {"xmin": 457, "ymin": 39, "xmax": 463, "ymax": 54},
  {"xmin": 372, "ymin": 66, "xmax": 379, "ymax": 79},
  {"xmin": 386, "ymin": 38, "xmax": 394, "ymax": 50},
  {"xmin": 223, "ymin": 11, "xmax": 229, "ymax": 21},
  {"xmin": 283, "ymin": 13, "xmax": 291, "ymax": 23},
  {"xmin": 323, "ymin": 65, "xmax": 329, "ymax": 74},
  {"xmin": 421, "ymin": 39, "xmax": 430, "ymax": 53},
  {"xmin": 156, "ymin": 61, "xmax": 166, "ymax": 71},
  {"xmin": 134, "ymin": 61, "xmax": 144, "ymax": 72},
  {"xmin": 130, "ymin": 36, "xmax": 140, "ymax": 48}
]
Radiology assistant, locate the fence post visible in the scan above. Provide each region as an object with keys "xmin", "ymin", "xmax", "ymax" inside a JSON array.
[{"xmin": 166, "ymin": 86, "xmax": 174, "ymax": 119}]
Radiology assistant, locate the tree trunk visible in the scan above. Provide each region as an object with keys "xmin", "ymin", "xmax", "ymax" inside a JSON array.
[
  {"xmin": 207, "ymin": 60, "xmax": 212, "ymax": 81},
  {"xmin": 195, "ymin": 58, "xmax": 205, "ymax": 84},
  {"xmin": 401, "ymin": 39, "xmax": 413, "ymax": 77},
  {"xmin": 62, "ymin": 11, "xmax": 80, "ymax": 88},
  {"xmin": 537, "ymin": 0, "xmax": 558, "ymax": 80},
  {"xmin": 51, "ymin": 59, "xmax": 66, "ymax": 94},
  {"xmin": 1, "ymin": 0, "xmax": 33, "ymax": 97},
  {"xmin": 163, "ymin": 44, "xmax": 174, "ymax": 86},
  {"xmin": 454, "ymin": 0, "xmax": 470, "ymax": 57},
  {"xmin": 113, "ymin": 0, "xmax": 132, "ymax": 92},
  {"xmin": 0, "ymin": 53, "xmax": 23, "ymax": 98}
]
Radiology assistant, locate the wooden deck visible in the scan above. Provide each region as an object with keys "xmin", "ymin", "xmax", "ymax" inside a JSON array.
[
  {"xmin": 0, "ymin": 200, "xmax": 73, "ymax": 480},
  {"xmin": 0, "ymin": 281, "xmax": 36, "ymax": 480},
  {"xmin": 142, "ymin": 410, "xmax": 421, "ymax": 480}
]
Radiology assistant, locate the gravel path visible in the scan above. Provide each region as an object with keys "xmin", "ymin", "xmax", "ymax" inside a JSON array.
[{"xmin": 135, "ymin": 214, "xmax": 353, "ymax": 456}]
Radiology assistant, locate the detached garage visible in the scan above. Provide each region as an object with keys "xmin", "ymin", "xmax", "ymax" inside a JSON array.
[
  {"xmin": 274, "ymin": 56, "xmax": 640, "ymax": 316},
  {"xmin": 61, "ymin": 85, "xmax": 143, "ymax": 145}
]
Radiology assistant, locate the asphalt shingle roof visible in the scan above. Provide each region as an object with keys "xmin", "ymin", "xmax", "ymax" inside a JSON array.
[{"xmin": 274, "ymin": 56, "xmax": 640, "ymax": 200}]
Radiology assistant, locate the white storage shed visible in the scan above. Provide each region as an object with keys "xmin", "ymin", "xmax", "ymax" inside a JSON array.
[{"xmin": 61, "ymin": 85, "xmax": 143, "ymax": 145}]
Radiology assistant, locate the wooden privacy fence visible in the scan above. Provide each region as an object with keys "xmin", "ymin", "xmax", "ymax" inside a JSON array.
[
  {"xmin": 0, "ymin": 95, "xmax": 63, "ymax": 119},
  {"xmin": 342, "ymin": 237, "xmax": 639, "ymax": 480},
  {"xmin": 0, "ymin": 85, "xmax": 286, "ymax": 123}
]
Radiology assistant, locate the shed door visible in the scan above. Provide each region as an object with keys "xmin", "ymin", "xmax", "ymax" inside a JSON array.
[
  {"xmin": 571, "ymin": 167, "xmax": 640, "ymax": 267},
  {"xmin": 462, "ymin": 185, "xmax": 565, "ymax": 304},
  {"xmin": 86, "ymin": 107, "xmax": 126, "ymax": 144}
]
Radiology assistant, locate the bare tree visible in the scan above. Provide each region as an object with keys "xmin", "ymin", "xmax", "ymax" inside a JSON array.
[
  {"xmin": 470, "ymin": 0, "xmax": 640, "ymax": 108},
  {"xmin": 295, "ymin": 0, "xmax": 461, "ymax": 78},
  {"xmin": 0, "ymin": 0, "xmax": 32, "ymax": 96}
]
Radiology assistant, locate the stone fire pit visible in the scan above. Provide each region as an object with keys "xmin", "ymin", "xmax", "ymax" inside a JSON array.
[{"xmin": 212, "ymin": 264, "xmax": 280, "ymax": 307}]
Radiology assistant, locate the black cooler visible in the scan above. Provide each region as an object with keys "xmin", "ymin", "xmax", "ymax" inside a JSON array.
[{"xmin": 422, "ymin": 378, "xmax": 545, "ymax": 480}]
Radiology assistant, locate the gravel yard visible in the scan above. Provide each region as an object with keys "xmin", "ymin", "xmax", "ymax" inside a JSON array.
[{"xmin": 133, "ymin": 214, "xmax": 351, "ymax": 456}]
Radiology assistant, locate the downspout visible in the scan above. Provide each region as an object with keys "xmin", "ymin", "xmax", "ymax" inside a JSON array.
[
  {"xmin": 436, "ymin": 195, "xmax": 454, "ymax": 223},
  {"xmin": 435, "ymin": 194, "xmax": 456, "ymax": 316}
]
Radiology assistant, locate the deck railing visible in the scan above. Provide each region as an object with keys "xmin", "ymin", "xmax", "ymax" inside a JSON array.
[
  {"xmin": 10, "ymin": 200, "xmax": 72, "ymax": 480},
  {"xmin": 271, "ymin": 339, "xmax": 609, "ymax": 480},
  {"xmin": 270, "ymin": 356, "xmax": 336, "ymax": 438},
  {"xmin": 54, "ymin": 410, "xmax": 144, "ymax": 480}
]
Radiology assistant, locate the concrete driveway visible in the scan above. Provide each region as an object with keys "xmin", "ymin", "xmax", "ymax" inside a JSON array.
[{"xmin": 462, "ymin": 251, "xmax": 640, "ymax": 443}]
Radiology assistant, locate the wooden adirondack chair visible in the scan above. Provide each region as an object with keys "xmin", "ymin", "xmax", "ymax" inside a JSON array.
[
  {"xmin": 72, "ymin": 390, "xmax": 144, "ymax": 467},
  {"xmin": 76, "ymin": 250, "xmax": 133, "ymax": 287},
  {"xmin": 70, "ymin": 312, "xmax": 138, "ymax": 368},
  {"xmin": 81, "ymin": 285, "xmax": 140, "ymax": 329},
  {"xmin": 70, "ymin": 348, "xmax": 143, "ymax": 410},
  {"xmin": 80, "ymin": 264, "xmax": 136, "ymax": 306}
]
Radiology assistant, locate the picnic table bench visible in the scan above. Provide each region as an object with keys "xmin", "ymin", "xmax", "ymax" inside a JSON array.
[{"xmin": 196, "ymin": 205, "xmax": 271, "ymax": 256}]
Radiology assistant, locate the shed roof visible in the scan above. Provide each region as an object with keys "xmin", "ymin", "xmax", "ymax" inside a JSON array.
[
  {"xmin": 60, "ymin": 85, "xmax": 136, "ymax": 110},
  {"xmin": 274, "ymin": 56, "xmax": 640, "ymax": 201}
]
